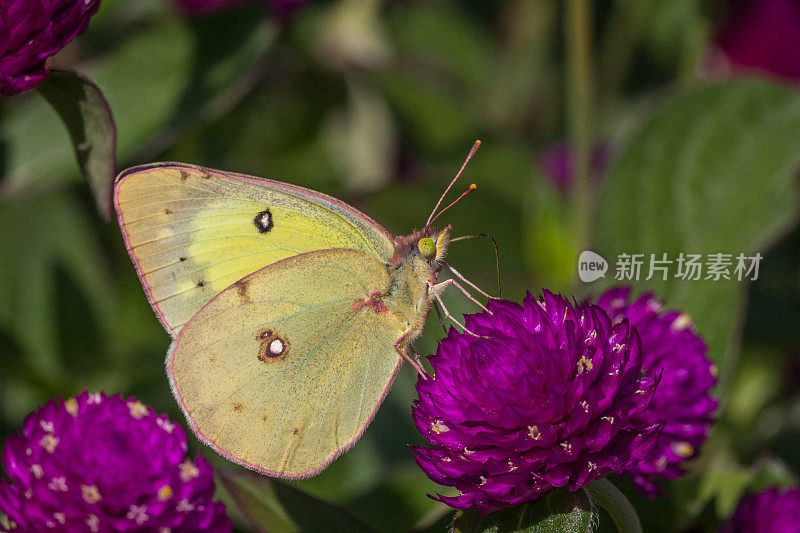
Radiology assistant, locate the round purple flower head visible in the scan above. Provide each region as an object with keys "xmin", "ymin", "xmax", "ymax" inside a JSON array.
[
  {"xmin": 715, "ymin": 0, "xmax": 800, "ymax": 82},
  {"xmin": 597, "ymin": 287, "xmax": 718, "ymax": 496},
  {"xmin": 0, "ymin": 391, "xmax": 231, "ymax": 532},
  {"xmin": 0, "ymin": 0, "xmax": 101, "ymax": 95},
  {"xmin": 412, "ymin": 290, "xmax": 660, "ymax": 514},
  {"xmin": 723, "ymin": 487, "xmax": 800, "ymax": 533}
]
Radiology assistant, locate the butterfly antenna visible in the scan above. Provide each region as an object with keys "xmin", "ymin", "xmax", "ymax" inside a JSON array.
[
  {"xmin": 425, "ymin": 140, "xmax": 482, "ymax": 229},
  {"xmin": 427, "ymin": 183, "xmax": 477, "ymax": 227},
  {"xmin": 449, "ymin": 233, "xmax": 502, "ymax": 298}
]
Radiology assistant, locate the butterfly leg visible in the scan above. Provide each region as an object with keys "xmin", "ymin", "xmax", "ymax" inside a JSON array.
[
  {"xmin": 428, "ymin": 281, "xmax": 483, "ymax": 337},
  {"xmin": 433, "ymin": 301, "xmax": 448, "ymax": 333},
  {"xmin": 394, "ymin": 336, "xmax": 428, "ymax": 379},
  {"xmin": 442, "ymin": 260, "xmax": 499, "ymax": 301},
  {"xmin": 433, "ymin": 278, "xmax": 491, "ymax": 314},
  {"xmin": 409, "ymin": 346, "xmax": 426, "ymax": 372}
]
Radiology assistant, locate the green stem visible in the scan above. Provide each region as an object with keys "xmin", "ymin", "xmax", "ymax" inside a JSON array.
[
  {"xmin": 597, "ymin": 0, "xmax": 651, "ymax": 104},
  {"xmin": 586, "ymin": 478, "xmax": 643, "ymax": 533},
  {"xmin": 678, "ymin": 6, "xmax": 709, "ymax": 86},
  {"xmin": 565, "ymin": 0, "xmax": 595, "ymax": 284}
]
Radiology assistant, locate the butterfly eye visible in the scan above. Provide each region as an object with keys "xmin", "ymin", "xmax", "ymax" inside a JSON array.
[{"xmin": 418, "ymin": 237, "xmax": 437, "ymax": 260}]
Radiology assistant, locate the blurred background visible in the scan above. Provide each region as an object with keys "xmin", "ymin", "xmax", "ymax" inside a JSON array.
[{"xmin": 1, "ymin": 0, "xmax": 800, "ymax": 531}]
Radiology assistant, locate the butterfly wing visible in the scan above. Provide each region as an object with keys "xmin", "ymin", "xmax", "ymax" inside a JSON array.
[
  {"xmin": 167, "ymin": 248, "xmax": 406, "ymax": 478},
  {"xmin": 114, "ymin": 163, "xmax": 395, "ymax": 336}
]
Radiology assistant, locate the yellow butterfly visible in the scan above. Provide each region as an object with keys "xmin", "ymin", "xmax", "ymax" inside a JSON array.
[{"xmin": 114, "ymin": 141, "xmax": 489, "ymax": 478}]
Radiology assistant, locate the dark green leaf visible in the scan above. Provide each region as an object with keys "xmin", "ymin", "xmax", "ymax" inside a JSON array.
[
  {"xmin": 748, "ymin": 455, "xmax": 799, "ymax": 492},
  {"xmin": 452, "ymin": 489, "xmax": 593, "ymax": 533},
  {"xmin": 585, "ymin": 478, "xmax": 641, "ymax": 533},
  {"xmin": 1, "ymin": 10, "xmax": 276, "ymax": 199},
  {"xmin": 592, "ymin": 80, "xmax": 800, "ymax": 394},
  {"xmin": 697, "ymin": 449, "xmax": 799, "ymax": 519},
  {"xmin": 0, "ymin": 19, "xmax": 191, "ymax": 198},
  {"xmin": 0, "ymin": 192, "xmax": 114, "ymax": 382},
  {"xmin": 36, "ymin": 70, "xmax": 117, "ymax": 219},
  {"xmin": 216, "ymin": 468, "xmax": 375, "ymax": 533}
]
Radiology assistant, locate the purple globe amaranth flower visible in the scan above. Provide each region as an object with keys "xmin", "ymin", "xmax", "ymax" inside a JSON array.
[
  {"xmin": 0, "ymin": 0, "xmax": 101, "ymax": 95},
  {"xmin": 723, "ymin": 487, "xmax": 800, "ymax": 533},
  {"xmin": 712, "ymin": 0, "xmax": 800, "ymax": 82},
  {"xmin": 0, "ymin": 391, "xmax": 231, "ymax": 532},
  {"xmin": 597, "ymin": 288, "xmax": 718, "ymax": 496},
  {"xmin": 412, "ymin": 290, "xmax": 660, "ymax": 514},
  {"xmin": 171, "ymin": 0, "xmax": 305, "ymax": 17}
]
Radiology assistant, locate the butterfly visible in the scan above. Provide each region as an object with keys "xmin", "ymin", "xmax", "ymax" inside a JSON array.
[{"xmin": 114, "ymin": 141, "xmax": 492, "ymax": 478}]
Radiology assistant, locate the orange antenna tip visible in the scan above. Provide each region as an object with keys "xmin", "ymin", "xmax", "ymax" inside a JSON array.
[{"xmin": 469, "ymin": 183, "xmax": 477, "ymax": 190}]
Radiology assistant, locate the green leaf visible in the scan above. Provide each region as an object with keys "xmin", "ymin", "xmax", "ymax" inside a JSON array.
[
  {"xmin": 725, "ymin": 344, "xmax": 784, "ymax": 430},
  {"xmin": 585, "ymin": 478, "xmax": 641, "ymax": 533},
  {"xmin": 697, "ymin": 448, "xmax": 798, "ymax": 519},
  {"xmin": 36, "ymin": 70, "xmax": 117, "ymax": 219},
  {"xmin": 388, "ymin": 2, "xmax": 493, "ymax": 89},
  {"xmin": 698, "ymin": 459, "xmax": 752, "ymax": 518},
  {"xmin": 215, "ymin": 468, "xmax": 375, "ymax": 533},
  {"xmin": 1, "ymin": 8, "xmax": 276, "ymax": 200},
  {"xmin": 0, "ymin": 19, "xmax": 192, "ymax": 199},
  {"xmin": 451, "ymin": 489, "xmax": 593, "ymax": 533},
  {"xmin": 0, "ymin": 192, "xmax": 115, "ymax": 383},
  {"xmin": 591, "ymin": 80, "xmax": 800, "ymax": 394},
  {"xmin": 149, "ymin": 5, "xmax": 278, "ymax": 152}
]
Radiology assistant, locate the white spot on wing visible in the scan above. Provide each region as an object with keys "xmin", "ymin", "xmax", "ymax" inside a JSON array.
[{"xmin": 269, "ymin": 338, "xmax": 284, "ymax": 355}]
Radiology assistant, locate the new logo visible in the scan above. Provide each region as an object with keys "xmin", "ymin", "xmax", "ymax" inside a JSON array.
[{"xmin": 578, "ymin": 251, "xmax": 608, "ymax": 282}]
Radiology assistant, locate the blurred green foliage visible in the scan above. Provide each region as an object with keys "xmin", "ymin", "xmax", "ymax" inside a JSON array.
[{"xmin": 1, "ymin": 0, "xmax": 799, "ymax": 531}]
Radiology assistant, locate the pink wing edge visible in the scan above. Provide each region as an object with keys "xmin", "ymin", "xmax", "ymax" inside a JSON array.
[
  {"xmin": 113, "ymin": 162, "xmax": 396, "ymax": 339},
  {"xmin": 163, "ymin": 250, "xmax": 405, "ymax": 479}
]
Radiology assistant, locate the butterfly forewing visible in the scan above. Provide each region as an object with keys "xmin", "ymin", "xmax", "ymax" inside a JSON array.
[
  {"xmin": 167, "ymin": 249, "xmax": 405, "ymax": 477},
  {"xmin": 114, "ymin": 164, "xmax": 395, "ymax": 336}
]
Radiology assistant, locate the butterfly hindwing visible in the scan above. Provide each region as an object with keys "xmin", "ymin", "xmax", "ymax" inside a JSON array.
[
  {"xmin": 114, "ymin": 163, "xmax": 395, "ymax": 336},
  {"xmin": 167, "ymin": 248, "xmax": 405, "ymax": 478}
]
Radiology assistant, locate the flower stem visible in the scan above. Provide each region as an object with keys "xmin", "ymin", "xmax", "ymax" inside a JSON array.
[
  {"xmin": 586, "ymin": 478, "xmax": 643, "ymax": 533},
  {"xmin": 565, "ymin": 0, "xmax": 595, "ymax": 284}
]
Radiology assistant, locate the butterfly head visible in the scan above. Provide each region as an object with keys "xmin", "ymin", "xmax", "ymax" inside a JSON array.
[
  {"xmin": 390, "ymin": 225, "xmax": 451, "ymax": 268},
  {"xmin": 416, "ymin": 225, "xmax": 451, "ymax": 264}
]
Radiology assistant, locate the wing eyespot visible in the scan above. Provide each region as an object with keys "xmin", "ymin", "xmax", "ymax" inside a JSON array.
[
  {"xmin": 254, "ymin": 209, "xmax": 274, "ymax": 233},
  {"xmin": 256, "ymin": 328, "xmax": 289, "ymax": 362}
]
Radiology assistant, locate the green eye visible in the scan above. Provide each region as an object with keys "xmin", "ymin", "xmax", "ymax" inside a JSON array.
[{"xmin": 418, "ymin": 237, "xmax": 436, "ymax": 260}]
